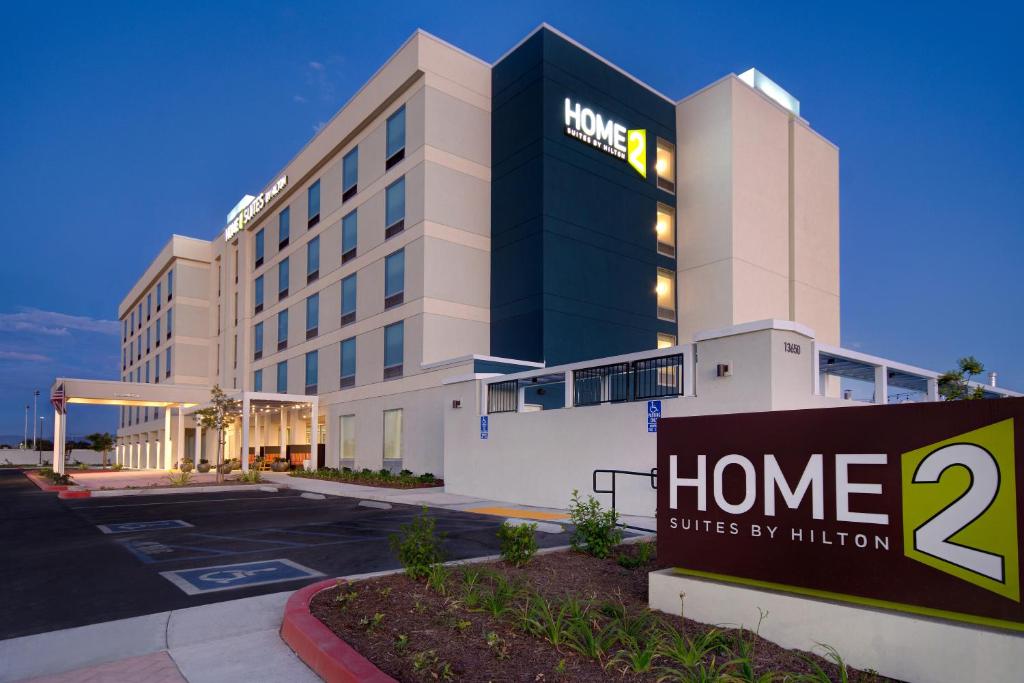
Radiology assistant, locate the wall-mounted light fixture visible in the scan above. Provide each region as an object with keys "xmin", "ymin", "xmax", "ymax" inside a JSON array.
[
  {"xmin": 716, "ymin": 363, "xmax": 731, "ymax": 378},
  {"xmin": 451, "ymin": 400, "xmax": 462, "ymax": 409}
]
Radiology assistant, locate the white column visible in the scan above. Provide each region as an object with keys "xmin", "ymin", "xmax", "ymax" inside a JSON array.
[
  {"xmin": 516, "ymin": 385, "xmax": 526, "ymax": 413},
  {"xmin": 53, "ymin": 409, "xmax": 63, "ymax": 474},
  {"xmin": 874, "ymin": 365, "xmax": 889, "ymax": 405},
  {"xmin": 163, "ymin": 408, "xmax": 172, "ymax": 469},
  {"xmin": 253, "ymin": 409, "xmax": 260, "ymax": 463},
  {"xmin": 564, "ymin": 371, "xmax": 574, "ymax": 408},
  {"xmin": 813, "ymin": 345, "xmax": 822, "ymax": 396},
  {"xmin": 926, "ymin": 377, "xmax": 940, "ymax": 402},
  {"xmin": 241, "ymin": 396, "xmax": 250, "ymax": 473},
  {"xmin": 308, "ymin": 400, "xmax": 319, "ymax": 471},
  {"xmin": 195, "ymin": 425, "xmax": 203, "ymax": 465},
  {"xmin": 279, "ymin": 407, "xmax": 287, "ymax": 466},
  {"xmin": 176, "ymin": 407, "xmax": 185, "ymax": 468},
  {"xmin": 145, "ymin": 439, "xmax": 151, "ymax": 469}
]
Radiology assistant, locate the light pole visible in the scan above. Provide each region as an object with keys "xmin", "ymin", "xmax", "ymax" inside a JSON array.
[
  {"xmin": 38, "ymin": 415, "xmax": 45, "ymax": 465},
  {"xmin": 32, "ymin": 389, "xmax": 39, "ymax": 450},
  {"xmin": 23, "ymin": 405, "xmax": 28, "ymax": 449}
]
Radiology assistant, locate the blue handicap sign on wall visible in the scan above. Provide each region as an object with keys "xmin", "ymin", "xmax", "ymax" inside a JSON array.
[
  {"xmin": 647, "ymin": 400, "xmax": 662, "ymax": 433},
  {"xmin": 97, "ymin": 520, "xmax": 194, "ymax": 534},
  {"xmin": 160, "ymin": 559, "xmax": 324, "ymax": 595},
  {"xmin": 480, "ymin": 415, "xmax": 489, "ymax": 440}
]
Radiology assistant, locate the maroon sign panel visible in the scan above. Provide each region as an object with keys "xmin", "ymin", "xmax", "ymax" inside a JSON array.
[{"xmin": 656, "ymin": 398, "xmax": 1024, "ymax": 631}]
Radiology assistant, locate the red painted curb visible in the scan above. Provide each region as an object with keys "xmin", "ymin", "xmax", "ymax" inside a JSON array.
[
  {"xmin": 58, "ymin": 489, "xmax": 91, "ymax": 499},
  {"xmin": 280, "ymin": 578, "xmax": 396, "ymax": 683},
  {"xmin": 22, "ymin": 470, "xmax": 72, "ymax": 492}
]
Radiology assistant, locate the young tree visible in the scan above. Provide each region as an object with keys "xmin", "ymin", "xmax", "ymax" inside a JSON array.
[
  {"xmin": 87, "ymin": 432, "xmax": 115, "ymax": 468},
  {"xmin": 194, "ymin": 385, "xmax": 242, "ymax": 482},
  {"xmin": 938, "ymin": 356, "xmax": 986, "ymax": 401}
]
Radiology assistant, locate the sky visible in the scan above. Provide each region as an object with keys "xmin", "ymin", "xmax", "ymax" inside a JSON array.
[{"xmin": 0, "ymin": 0, "xmax": 1021, "ymax": 439}]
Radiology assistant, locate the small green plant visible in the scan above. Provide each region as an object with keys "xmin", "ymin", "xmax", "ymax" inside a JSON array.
[
  {"xmin": 610, "ymin": 636, "xmax": 661, "ymax": 673},
  {"xmin": 77, "ymin": 461, "xmax": 89, "ymax": 470},
  {"xmin": 237, "ymin": 469, "xmax": 262, "ymax": 483},
  {"xmin": 554, "ymin": 658, "xmax": 568, "ymax": 675},
  {"xmin": 498, "ymin": 521, "xmax": 538, "ymax": 567},
  {"xmin": 358, "ymin": 612, "xmax": 385, "ymax": 632},
  {"xmin": 425, "ymin": 562, "xmax": 451, "ymax": 595},
  {"xmin": 518, "ymin": 594, "xmax": 570, "ymax": 648},
  {"xmin": 168, "ymin": 471, "xmax": 193, "ymax": 487},
  {"xmin": 395, "ymin": 633, "xmax": 409, "ymax": 652},
  {"xmin": 112, "ymin": 463, "xmax": 124, "ymax": 471},
  {"xmin": 479, "ymin": 575, "xmax": 518, "ymax": 617},
  {"xmin": 484, "ymin": 631, "xmax": 510, "ymax": 660},
  {"xmin": 656, "ymin": 625, "xmax": 729, "ymax": 668},
  {"xmin": 378, "ymin": 468, "xmax": 392, "ymax": 478},
  {"xmin": 618, "ymin": 539, "xmax": 655, "ymax": 568},
  {"xmin": 789, "ymin": 643, "xmax": 850, "ymax": 683},
  {"xmin": 377, "ymin": 585, "xmax": 392, "ymax": 597},
  {"xmin": 411, "ymin": 649, "xmax": 439, "ymax": 673},
  {"xmin": 389, "ymin": 507, "xmax": 445, "ymax": 580},
  {"xmin": 567, "ymin": 489, "xmax": 622, "ymax": 558},
  {"xmin": 334, "ymin": 585, "xmax": 358, "ymax": 610}
]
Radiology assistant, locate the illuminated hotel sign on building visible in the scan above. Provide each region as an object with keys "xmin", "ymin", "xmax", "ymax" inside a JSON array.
[
  {"xmin": 563, "ymin": 98, "xmax": 647, "ymax": 177},
  {"xmin": 224, "ymin": 175, "xmax": 288, "ymax": 242}
]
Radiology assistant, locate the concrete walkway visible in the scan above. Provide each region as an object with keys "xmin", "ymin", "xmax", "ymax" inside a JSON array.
[{"xmin": 0, "ymin": 591, "xmax": 319, "ymax": 683}]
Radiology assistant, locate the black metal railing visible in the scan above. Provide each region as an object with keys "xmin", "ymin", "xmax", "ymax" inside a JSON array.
[
  {"xmin": 574, "ymin": 362, "xmax": 631, "ymax": 406},
  {"xmin": 487, "ymin": 379, "xmax": 518, "ymax": 413},
  {"xmin": 633, "ymin": 354, "xmax": 684, "ymax": 400},
  {"xmin": 592, "ymin": 468, "xmax": 657, "ymax": 533}
]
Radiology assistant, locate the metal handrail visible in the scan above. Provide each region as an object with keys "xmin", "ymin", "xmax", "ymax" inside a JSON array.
[{"xmin": 591, "ymin": 468, "xmax": 657, "ymax": 533}]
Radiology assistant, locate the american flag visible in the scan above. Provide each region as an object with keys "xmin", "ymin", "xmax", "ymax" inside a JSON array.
[{"xmin": 50, "ymin": 384, "xmax": 66, "ymax": 414}]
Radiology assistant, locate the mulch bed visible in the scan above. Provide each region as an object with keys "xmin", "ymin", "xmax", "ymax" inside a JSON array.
[
  {"xmin": 290, "ymin": 473, "xmax": 444, "ymax": 489},
  {"xmin": 310, "ymin": 545, "xmax": 890, "ymax": 682}
]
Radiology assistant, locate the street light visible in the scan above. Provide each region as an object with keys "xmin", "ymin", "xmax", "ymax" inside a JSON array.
[
  {"xmin": 33, "ymin": 389, "xmax": 39, "ymax": 450},
  {"xmin": 37, "ymin": 415, "xmax": 45, "ymax": 465}
]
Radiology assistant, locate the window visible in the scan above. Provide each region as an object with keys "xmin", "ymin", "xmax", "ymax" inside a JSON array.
[
  {"xmin": 340, "ymin": 337, "xmax": 356, "ymax": 388},
  {"xmin": 657, "ymin": 332, "xmax": 677, "ymax": 349},
  {"xmin": 278, "ymin": 257, "xmax": 290, "ymax": 299},
  {"xmin": 340, "ymin": 274, "xmax": 357, "ymax": 326},
  {"xmin": 656, "ymin": 138, "xmax": 675, "ymax": 193},
  {"xmin": 154, "ymin": 355, "xmax": 160, "ymax": 383},
  {"xmin": 305, "ymin": 350, "xmax": 318, "ymax": 395},
  {"xmin": 254, "ymin": 275, "xmax": 264, "ymax": 313},
  {"xmin": 656, "ymin": 268, "xmax": 676, "ymax": 322},
  {"xmin": 255, "ymin": 228, "xmax": 265, "ymax": 267},
  {"xmin": 384, "ymin": 321, "xmax": 403, "ymax": 379},
  {"xmin": 254, "ymin": 322, "xmax": 264, "ymax": 360},
  {"xmin": 307, "ymin": 236, "xmax": 320, "ymax": 283},
  {"xmin": 145, "ymin": 361, "xmax": 150, "ymax": 383},
  {"xmin": 342, "ymin": 147, "xmax": 358, "ymax": 201},
  {"xmin": 122, "ymin": 347, "xmax": 126, "ymax": 370},
  {"xmin": 146, "ymin": 293, "xmax": 152, "ymax": 320},
  {"xmin": 129, "ymin": 340, "xmax": 134, "ymax": 364},
  {"xmin": 146, "ymin": 327, "xmax": 151, "ymax": 353},
  {"xmin": 155, "ymin": 319, "xmax": 161, "ymax": 347},
  {"xmin": 254, "ymin": 368, "xmax": 263, "ymax": 392},
  {"xmin": 234, "ymin": 292, "xmax": 238, "ymax": 326},
  {"xmin": 386, "ymin": 106, "xmax": 405, "ymax": 169},
  {"xmin": 167, "ymin": 270, "xmax": 173, "ymax": 300},
  {"xmin": 130, "ymin": 310, "xmax": 134, "ymax": 331},
  {"xmin": 277, "ymin": 360, "xmax": 287, "ymax": 393},
  {"xmin": 156, "ymin": 283, "xmax": 162, "ymax": 311},
  {"xmin": 339, "ymin": 415, "xmax": 355, "ymax": 460},
  {"xmin": 385, "ymin": 177, "xmax": 405, "ymax": 238},
  {"xmin": 137, "ymin": 303, "xmax": 142, "ymax": 329},
  {"xmin": 384, "ymin": 249, "xmax": 404, "ymax": 308},
  {"xmin": 279, "ymin": 207, "xmax": 290, "ymax": 249},
  {"xmin": 277, "ymin": 309, "xmax": 289, "ymax": 351},
  {"xmin": 307, "ymin": 180, "xmax": 320, "ymax": 228},
  {"xmin": 123, "ymin": 318, "xmax": 128, "ymax": 341},
  {"xmin": 234, "ymin": 248, "xmax": 239, "ymax": 283},
  {"xmin": 383, "ymin": 408, "xmax": 402, "ymax": 460},
  {"xmin": 166, "ymin": 309, "xmax": 173, "ymax": 338},
  {"xmin": 656, "ymin": 203, "xmax": 676, "ymax": 257},
  {"xmin": 305, "ymin": 293, "xmax": 319, "ymax": 339},
  {"xmin": 341, "ymin": 210, "xmax": 357, "ymax": 263},
  {"xmin": 233, "ymin": 334, "xmax": 238, "ymax": 368}
]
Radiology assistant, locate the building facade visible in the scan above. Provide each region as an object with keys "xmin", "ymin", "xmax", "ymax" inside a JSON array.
[{"xmin": 113, "ymin": 25, "xmax": 842, "ymax": 475}]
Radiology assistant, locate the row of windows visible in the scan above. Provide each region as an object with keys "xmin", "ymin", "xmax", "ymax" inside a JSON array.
[
  {"xmin": 252, "ymin": 319, "xmax": 404, "ymax": 395},
  {"xmin": 337, "ymin": 409, "xmax": 403, "ymax": 461},
  {"xmin": 124, "ymin": 270, "xmax": 174, "ymax": 340},
  {"xmin": 252, "ymin": 107, "xmax": 406, "ymax": 271},
  {"xmin": 123, "ymin": 309, "xmax": 173, "ymax": 369}
]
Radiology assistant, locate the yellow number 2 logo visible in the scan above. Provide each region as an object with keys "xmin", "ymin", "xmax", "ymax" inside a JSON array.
[{"xmin": 627, "ymin": 129, "xmax": 646, "ymax": 178}]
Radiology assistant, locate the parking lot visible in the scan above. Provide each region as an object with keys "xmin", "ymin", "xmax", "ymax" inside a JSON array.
[{"xmin": 0, "ymin": 470, "xmax": 569, "ymax": 639}]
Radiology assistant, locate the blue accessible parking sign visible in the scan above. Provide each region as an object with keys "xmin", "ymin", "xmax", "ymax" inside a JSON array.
[
  {"xmin": 647, "ymin": 400, "xmax": 662, "ymax": 433},
  {"xmin": 480, "ymin": 415, "xmax": 489, "ymax": 440},
  {"xmin": 160, "ymin": 559, "xmax": 324, "ymax": 595}
]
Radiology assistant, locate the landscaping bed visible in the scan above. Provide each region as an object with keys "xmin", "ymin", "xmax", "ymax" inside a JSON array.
[
  {"xmin": 290, "ymin": 467, "xmax": 443, "ymax": 489},
  {"xmin": 309, "ymin": 545, "xmax": 886, "ymax": 682}
]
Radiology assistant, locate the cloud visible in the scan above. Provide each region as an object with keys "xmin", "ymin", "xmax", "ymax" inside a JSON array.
[
  {"xmin": 0, "ymin": 308, "xmax": 119, "ymax": 337},
  {"xmin": 293, "ymin": 94, "xmax": 307, "ymax": 104},
  {"xmin": 312, "ymin": 121, "xmax": 327, "ymax": 133},
  {"xmin": 0, "ymin": 350, "xmax": 51, "ymax": 362},
  {"xmin": 308, "ymin": 61, "xmax": 324, "ymax": 70}
]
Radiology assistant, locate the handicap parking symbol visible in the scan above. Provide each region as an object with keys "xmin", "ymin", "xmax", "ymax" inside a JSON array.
[
  {"xmin": 97, "ymin": 520, "xmax": 194, "ymax": 534},
  {"xmin": 160, "ymin": 559, "xmax": 324, "ymax": 595},
  {"xmin": 647, "ymin": 400, "xmax": 662, "ymax": 433}
]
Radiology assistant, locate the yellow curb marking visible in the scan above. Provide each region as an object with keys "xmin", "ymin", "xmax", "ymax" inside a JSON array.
[{"xmin": 465, "ymin": 506, "xmax": 568, "ymax": 521}]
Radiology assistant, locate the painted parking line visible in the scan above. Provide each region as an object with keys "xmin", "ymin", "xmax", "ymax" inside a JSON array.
[
  {"xmin": 97, "ymin": 520, "xmax": 194, "ymax": 534},
  {"xmin": 160, "ymin": 559, "xmax": 323, "ymax": 595}
]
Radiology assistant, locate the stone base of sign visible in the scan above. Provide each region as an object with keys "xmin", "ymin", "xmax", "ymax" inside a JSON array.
[{"xmin": 648, "ymin": 569, "xmax": 1022, "ymax": 683}]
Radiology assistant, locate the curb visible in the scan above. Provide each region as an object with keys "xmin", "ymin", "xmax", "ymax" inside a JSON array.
[
  {"xmin": 58, "ymin": 488, "xmax": 92, "ymax": 499},
  {"xmin": 280, "ymin": 579, "xmax": 396, "ymax": 683},
  {"xmin": 22, "ymin": 469, "xmax": 72, "ymax": 492}
]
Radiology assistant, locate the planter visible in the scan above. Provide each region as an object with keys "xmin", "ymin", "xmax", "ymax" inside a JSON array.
[
  {"xmin": 180, "ymin": 461, "xmax": 194, "ymax": 473},
  {"xmin": 217, "ymin": 463, "xmax": 234, "ymax": 474},
  {"xmin": 271, "ymin": 460, "xmax": 291, "ymax": 472},
  {"xmin": 197, "ymin": 462, "xmax": 211, "ymax": 473}
]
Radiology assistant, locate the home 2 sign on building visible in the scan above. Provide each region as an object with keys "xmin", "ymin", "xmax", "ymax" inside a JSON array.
[
  {"xmin": 563, "ymin": 98, "xmax": 646, "ymax": 177},
  {"xmin": 656, "ymin": 399, "xmax": 1024, "ymax": 632}
]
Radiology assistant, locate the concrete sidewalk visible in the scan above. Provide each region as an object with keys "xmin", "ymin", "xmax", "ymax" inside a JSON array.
[{"xmin": 0, "ymin": 592, "xmax": 319, "ymax": 683}]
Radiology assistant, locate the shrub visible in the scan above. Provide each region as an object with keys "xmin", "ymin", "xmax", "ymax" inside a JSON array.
[
  {"xmin": 418, "ymin": 472, "xmax": 436, "ymax": 483},
  {"xmin": 168, "ymin": 471, "xmax": 193, "ymax": 487},
  {"xmin": 617, "ymin": 539, "xmax": 655, "ymax": 569},
  {"xmin": 378, "ymin": 468, "xmax": 392, "ymax": 478},
  {"xmin": 389, "ymin": 506, "xmax": 445, "ymax": 579},
  {"xmin": 238, "ymin": 469, "xmax": 262, "ymax": 483},
  {"xmin": 498, "ymin": 521, "xmax": 538, "ymax": 567},
  {"xmin": 112, "ymin": 463, "xmax": 124, "ymax": 471},
  {"xmin": 77, "ymin": 462, "xmax": 89, "ymax": 470},
  {"xmin": 567, "ymin": 489, "xmax": 622, "ymax": 558}
]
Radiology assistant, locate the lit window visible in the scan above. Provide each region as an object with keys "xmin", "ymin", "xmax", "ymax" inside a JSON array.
[
  {"xmin": 385, "ymin": 177, "xmax": 405, "ymax": 238},
  {"xmin": 657, "ymin": 332, "xmax": 677, "ymax": 349},
  {"xmin": 307, "ymin": 236, "xmax": 320, "ymax": 283},
  {"xmin": 343, "ymin": 147, "xmax": 358, "ymax": 201},
  {"xmin": 383, "ymin": 408, "xmax": 402, "ymax": 460},
  {"xmin": 656, "ymin": 268, "xmax": 676, "ymax": 322},
  {"xmin": 384, "ymin": 321, "xmax": 403, "ymax": 379},
  {"xmin": 340, "ymin": 337, "xmax": 356, "ymax": 388},
  {"xmin": 384, "ymin": 249, "xmax": 404, "ymax": 309},
  {"xmin": 307, "ymin": 180, "xmax": 320, "ymax": 228},
  {"xmin": 279, "ymin": 207, "xmax": 290, "ymax": 249},
  {"xmin": 656, "ymin": 138, "xmax": 675, "ymax": 193},
  {"xmin": 276, "ymin": 360, "xmax": 287, "ymax": 393},
  {"xmin": 255, "ymin": 229, "xmax": 265, "ymax": 267},
  {"xmin": 278, "ymin": 257, "xmax": 289, "ymax": 299},
  {"xmin": 340, "ymin": 415, "xmax": 355, "ymax": 459},
  {"xmin": 341, "ymin": 274, "xmax": 357, "ymax": 326},
  {"xmin": 656, "ymin": 203, "xmax": 675, "ymax": 257},
  {"xmin": 277, "ymin": 309, "xmax": 288, "ymax": 351},
  {"xmin": 386, "ymin": 106, "xmax": 405, "ymax": 169},
  {"xmin": 305, "ymin": 294, "xmax": 319, "ymax": 339},
  {"xmin": 342, "ymin": 210, "xmax": 357, "ymax": 263},
  {"xmin": 305, "ymin": 350, "xmax": 318, "ymax": 395}
]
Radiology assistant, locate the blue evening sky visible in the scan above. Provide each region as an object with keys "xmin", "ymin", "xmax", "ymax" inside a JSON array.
[{"xmin": 0, "ymin": 0, "xmax": 1021, "ymax": 438}]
